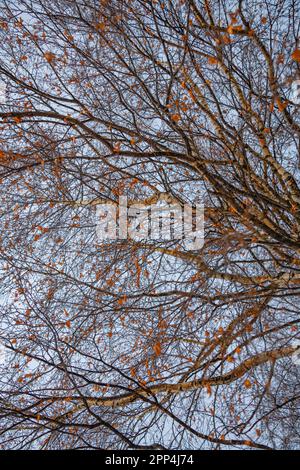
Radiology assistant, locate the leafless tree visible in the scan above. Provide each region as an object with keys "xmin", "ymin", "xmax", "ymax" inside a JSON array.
[{"xmin": 0, "ymin": 0, "xmax": 300, "ymax": 450}]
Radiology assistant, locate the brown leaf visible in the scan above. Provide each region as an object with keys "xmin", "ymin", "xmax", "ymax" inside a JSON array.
[
  {"xmin": 207, "ymin": 56, "xmax": 218, "ymax": 65},
  {"xmin": 291, "ymin": 49, "xmax": 300, "ymax": 62},
  {"xmin": 153, "ymin": 342, "xmax": 161, "ymax": 356},
  {"xmin": 171, "ymin": 113, "xmax": 180, "ymax": 122},
  {"xmin": 276, "ymin": 98, "xmax": 288, "ymax": 112},
  {"xmin": 227, "ymin": 25, "xmax": 243, "ymax": 35},
  {"xmin": 244, "ymin": 379, "xmax": 251, "ymax": 389},
  {"xmin": 44, "ymin": 51, "xmax": 56, "ymax": 63}
]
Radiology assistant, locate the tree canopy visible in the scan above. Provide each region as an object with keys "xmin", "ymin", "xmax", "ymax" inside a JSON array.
[{"xmin": 0, "ymin": 0, "xmax": 300, "ymax": 450}]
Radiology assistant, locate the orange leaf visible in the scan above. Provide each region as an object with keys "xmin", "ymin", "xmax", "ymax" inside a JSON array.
[
  {"xmin": 244, "ymin": 379, "xmax": 251, "ymax": 389},
  {"xmin": 95, "ymin": 22, "xmax": 106, "ymax": 32},
  {"xmin": 244, "ymin": 440, "xmax": 253, "ymax": 447},
  {"xmin": 171, "ymin": 113, "xmax": 180, "ymax": 122},
  {"xmin": 227, "ymin": 25, "xmax": 243, "ymax": 35},
  {"xmin": 222, "ymin": 34, "xmax": 232, "ymax": 44},
  {"xmin": 65, "ymin": 320, "xmax": 71, "ymax": 328},
  {"xmin": 44, "ymin": 51, "xmax": 56, "ymax": 63},
  {"xmin": 117, "ymin": 295, "xmax": 127, "ymax": 306},
  {"xmin": 276, "ymin": 98, "xmax": 288, "ymax": 112},
  {"xmin": 291, "ymin": 49, "xmax": 300, "ymax": 63},
  {"xmin": 153, "ymin": 342, "xmax": 161, "ymax": 356},
  {"xmin": 207, "ymin": 56, "xmax": 218, "ymax": 65},
  {"xmin": 134, "ymin": 258, "xmax": 141, "ymax": 287}
]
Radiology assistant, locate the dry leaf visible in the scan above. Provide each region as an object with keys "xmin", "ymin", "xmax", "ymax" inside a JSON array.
[
  {"xmin": 153, "ymin": 342, "xmax": 161, "ymax": 356},
  {"xmin": 44, "ymin": 51, "xmax": 56, "ymax": 63},
  {"xmin": 291, "ymin": 49, "xmax": 300, "ymax": 63},
  {"xmin": 208, "ymin": 56, "xmax": 218, "ymax": 65},
  {"xmin": 171, "ymin": 113, "xmax": 180, "ymax": 122},
  {"xmin": 244, "ymin": 379, "xmax": 251, "ymax": 389}
]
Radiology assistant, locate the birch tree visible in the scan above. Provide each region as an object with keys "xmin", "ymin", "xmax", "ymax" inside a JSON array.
[{"xmin": 0, "ymin": 0, "xmax": 300, "ymax": 449}]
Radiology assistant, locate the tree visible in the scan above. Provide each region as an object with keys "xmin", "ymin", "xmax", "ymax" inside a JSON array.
[{"xmin": 0, "ymin": 0, "xmax": 300, "ymax": 450}]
